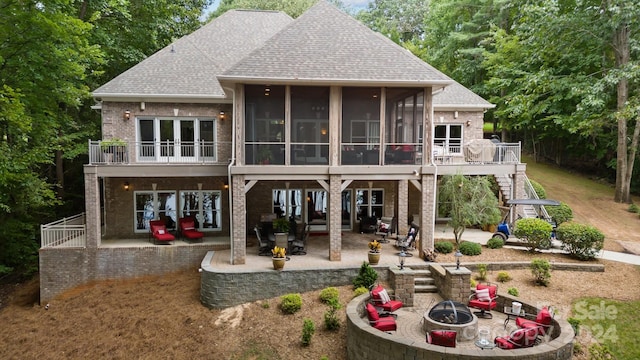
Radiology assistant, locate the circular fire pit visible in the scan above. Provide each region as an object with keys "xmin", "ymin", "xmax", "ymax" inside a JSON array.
[{"xmin": 423, "ymin": 300, "xmax": 478, "ymax": 342}]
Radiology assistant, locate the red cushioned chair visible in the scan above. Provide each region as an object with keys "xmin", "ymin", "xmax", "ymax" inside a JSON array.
[
  {"xmin": 149, "ymin": 220, "xmax": 175, "ymax": 245},
  {"xmin": 365, "ymin": 303, "xmax": 396, "ymax": 332},
  {"xmin": 468, "ymin": 282, "xmax": 498, "ymax": 319},
  {"xmin": 516, "ymin": 306, "xmax": 553, "ymax": 337},
  {"xmin": 178, "ymin": 217, "xmax": 204, "ymax": 242},
  {"xmin": 426, "ymin": 330, "xmax": 457, "ymax": 348},
  {"xmin": 370, "ymin": 284, "xmax": 403, "ymax": 313},
  {"xmin": 494, "ymin": 326, "xmax": 540, "ymax": 349}
]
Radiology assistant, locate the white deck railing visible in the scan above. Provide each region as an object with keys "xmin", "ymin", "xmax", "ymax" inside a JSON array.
[
  {"xmin": 88, "ymin": 140, "xmax": 231, "ymax": 165},
  {"xmin": 41, "ymin": 213, "xmax": 86, "ymax": 248}
]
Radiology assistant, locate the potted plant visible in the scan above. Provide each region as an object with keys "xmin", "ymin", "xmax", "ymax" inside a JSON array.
[
  {"xmin": 271, "ymin": 246, "xmax": 287, "ymax": 270},
  {"xmin": 100, "ymin": 138, "xmax": 127, "ymax": 163},
  {"xmin": 273, "ymin": 217, "xmax": 291, "ymax": 249},
  {"xmin": 368, "ymin": 239, "xmax": 381, "ymax": 265},
  {"xmin": 256, "ymin": 146, "xmax": 272, "ymax": 164}
]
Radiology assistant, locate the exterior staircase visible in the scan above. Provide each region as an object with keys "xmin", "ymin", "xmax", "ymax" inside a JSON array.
[{"xmin": 412, "ymin": 265, "xmax": 438, "ymax": 293}]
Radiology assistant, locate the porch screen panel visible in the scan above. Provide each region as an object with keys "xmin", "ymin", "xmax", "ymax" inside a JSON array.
[
  {"xmin": 245, "ymin": 85, "xmax": 285, "ymax": 165},
  {"xmin": 291, "ymin": 86, "xmax": 329, "ymax": 165},
  {"xmin": 342, "ymin": 87, "xmax": 381, "ymax": 165}
]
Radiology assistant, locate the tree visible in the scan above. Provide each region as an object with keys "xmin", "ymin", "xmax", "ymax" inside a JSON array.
[
  {"xmin": 438, "ymin": 174, "xmax": 501, "ymax": 249},
  {"xmin": 356, "ymin": 0, "xmax": 429, "ymax": 45}
]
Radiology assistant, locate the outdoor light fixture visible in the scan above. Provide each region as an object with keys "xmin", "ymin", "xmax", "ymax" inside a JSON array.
[
  {"xmin": 123, "ymin": 182, "xmax": 130, "ymax": 191},
  {"xmin": 413, "ymin": 169, "xmax": 420, "ymax": 176},
  {"xmin": 466, "ymin": 119, "xmax": 472, "ymax": 127},
  {"xmin": 455, "ymin": 250, "xmax": 463, "ymax": 270},
  {"xmin": 124, "ymin": 110, "xmax": 131, "ymax": 120},
  {"xmin": 223, "ymin": 180, "xmax": 229, "ymax": 190},
  {"xmin": 219, "ymin": 111, "xmax": 225, "ymax": 120},
  {"xmin": 398, "ymin": 251, "xmax": 407, "ymax": 270}
]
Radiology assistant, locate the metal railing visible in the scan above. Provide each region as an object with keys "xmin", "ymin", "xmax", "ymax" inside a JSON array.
[
  {"xmin": 89, "ymin": 140, "xmax": 231, "ymax": 165},
  {"xmin": 41, "ymin": 213, "xmax": 86, "ymax": 248}
]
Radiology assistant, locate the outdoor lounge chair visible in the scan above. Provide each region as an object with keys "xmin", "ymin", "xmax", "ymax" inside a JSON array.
[
  {"xmin": 426, "ymin": 330, "xmax": 457, "ymax": 348},
  {"xmin": 149, "ymin": 219, "xmax": 175, "ymax": 245},
  {"xmin": 365, "ymin": 303, "xmax": 397, "ymax": 332},
  {"xmin": 369, "ymin": 284, "xmax": 403, "ymax": 313},
  {"xmin": 254, "ymin": 226, "xmax": 272, "ymax": 256},
  {"xmin": 516, "ymin": 306, "xmax": 554, "ymax": 337},
  {"xmin": 494, "ymin": 326, "xmax": 540, "ymax": 349},
  {"xmin": 290, "ymin": 223, "xmax": 309, "ymax": 255},
  {"xmin": 375, "ymin": 216, "xmax": 395, "ymax": 243},
  {"xmin": 395, "ymin": 224, "xmax": 419, "ymax": 256},
  {"xmin": 468, "ymin": 282, "xmax": 498, "ymax": 319},
  {"xmin": 178, "ymin": 217, "xmax": 204, "ymax": 242}
]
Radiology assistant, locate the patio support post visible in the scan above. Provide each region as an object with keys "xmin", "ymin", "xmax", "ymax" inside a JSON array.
[
  {"xmin": 231, "ymin": 174, "xmax": 247, "ymax": 264},
  {"xmin": 397, "ymin": 180, "xmax": 409, "ymax": 236},
  {"xmin": 329, "ymin": 175, "xmax": 342, "ymax": 261},
  {"xmin": 84, "ymin": 167, "xmax": 101, "ymax": 248},
  {"xmin": 420, "ymin": 174, "xmax": 436, "ymax": 254}
]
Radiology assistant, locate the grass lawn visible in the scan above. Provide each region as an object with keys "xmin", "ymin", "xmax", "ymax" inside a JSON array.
[{"xmin": 572, "ymin": 298, "xmax": 640, "ymax": 359}]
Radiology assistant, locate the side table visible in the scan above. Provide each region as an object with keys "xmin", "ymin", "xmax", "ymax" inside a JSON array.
[
  {"xmin": 503, "ymin": 306, "xmax": 525, "ymax": 329},
  {"xmin": 474, "ymin": 339, "xmax": 495, "ymax": 350}
]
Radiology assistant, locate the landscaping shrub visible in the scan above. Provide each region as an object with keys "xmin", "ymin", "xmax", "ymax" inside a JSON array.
[
  {"xmin": 513, "ymin": 218, "xmax": 553, "ymax": 251},
  {"xmin": 547, "ymin": 201, "xmax": 573, "ymax": 225},
  {"xmin": 567, "ymin": 317, "xmax": 581, "ymax": 335},
  {"xmin": 628, "ymin": 203, "xmax": 640, "ymax": 213},
  {"xmin": 556, "ymin": 222, "xmax": 605, "ymax": 260},
  {"xmin": 458, "ymin": 241, "xmax": 482, "ymax": 256},
  {"xmin": 589, "ymin": 343, "xmax": 614, "ymax": 360},
  {"xmin": 470, "ymin": 279, "xmax": 477, "ymax": 288},
  {"xmin": 352, "ymin": 262, "xmax": 378, "ymax": 289},
  {"xmin": 434, "ymin": 241, "xmax": 453, "ymax": 254},
  {"xmin": 353, "ymin": 286, "xmax": 368, "ymax": 298},
  {"xmin": 476, "ymin": 263, "xmax": 488, "ymax": 281},
  {"xmin": 530, "ymin": 179, "xmax": 547, "ymax": 199},
  {"xmin": 507, "ymin": 287, "xmax": 519, "ymax": 296},
  {"xmin": 486, "ymin": 236, "xmax": 504, "ymax": 249},
  {"xmin": 319, "ymin": 287, "xmax": 339, "ymax": 304},
  {"xmin": 280, "ymin": 293, "xmax": 302, "ymax": 314},
  {"xmin": 324, "ymin": 298, "xmax": 341, "ymax": 331},
  {"xmin": 301, "ymin": 318, "xmax": 315, "ymax": 346},
  {"xmin": 497, "ymin": 271, "xmax": 512, "ymax": 283},
  {"xmin": 261, "ymin": 301, "xmax": 270, "ymax": 309},
  {"xmin": 530, "ymin": 258, "xmax": 551, "ymax": 286}
]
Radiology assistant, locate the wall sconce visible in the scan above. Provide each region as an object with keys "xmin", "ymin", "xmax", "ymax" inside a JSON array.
[
  {"xmin": 219, "ymin": 111, "xmax": 225, "ymax": 120},
  {"xmin": 124, "ymin": 110, "xmax": 131, "ymax": 120},
  {"xmin": 140, "ymin": 102, "xmax": 145, "ymax": 111},
  {"xmin": 454, "ymin": 111, "xmax": 459, "ymax": 119},
  {"xmin": 466, "ymin": 120, "xmax": 472, "ymax": 127},
  {"xmin": 321, "ymin": 128, "xmax": 327, "ymax": 135},
  {"xmin": 123, "ymin": 182, "xmax": 130, "ymax": 191},
  {"xmin": 223, "ymin": 180, "xmax": 229, "ymax": 190},
  {"xmin": 413, "ymin": 169, "xmax": 420, "ymax": 177}
]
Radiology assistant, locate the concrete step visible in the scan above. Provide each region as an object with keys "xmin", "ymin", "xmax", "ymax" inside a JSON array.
[
  {"xmin": 415, "ymin": 284, "xmax": 438, "ymax": 293},
  {"xmin": 415, "ymin": 277, "xmax": 435, "ymax": 286}
]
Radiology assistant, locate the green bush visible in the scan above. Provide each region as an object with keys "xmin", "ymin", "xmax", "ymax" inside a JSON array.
[
  {"xmin": 434, "ymin": 241, "xmax": 454, "ymax": 254},
  {"xmin": 319, "ymin": 287, "xmax": 339, "ymax": 304},
  {"xmin": 261, "ymin": 301, "xmax": 270, "ymax": 309},
  {"xmin": 507, "ymin": 287, "xmax": 519, "ymax": 296},
  {"xmin": 352, "ymin": 262, "xmax": 378, "ymax": 289},
  {"xmin": 556, "ymin": 222, "xmax": 605, "ymax": 260},
  {"xmin": 470, "ymin": 278, "xmax": 477, "ymax": 288},
  {"xmin": 547, "ymin": 202, "xmax": 573, "ymax": 225},
  {"xmin": 476, "ymin": 263, "xmax": 488, "ymax": 281},
  {"xmin": 628, "ymin": 203, "xmax": 640, "ymax": 213},
  {"xmin": 280, "ymin": 293, "xmax": 302, "ymax": 314},
  {"xmin": 589, "ymin": 343, "xmax": 614, "ymax": 360},
  {"xmin": 301, "ymin": 318, "xmax": 315, "ymax": 346},
  {"xmin": 497, "ymin": 271, "xmax": 512, "ymax": 283},
  {"xmin": 459, "ymin": 241, "xmax": 482, "ymax": 256},
  {"xmin": 324, "ymin": 298, "xmax": 341, "ymax": 331},
  {"xmin": 353, "ymin": 286, "xmax": 368, "ymax": 298},
  {"xmin": 513, "ymin": 218, "xmax": 553, "ymax": 251},
  {"xmin": 486, "ymin": 236, "xmax": 504, "ymax": 249},
  {"xmin": 567, "ymin": 317, "xmax": 581, "ymax": 335},
  {"xmin": 530, "ymin": 179, "xmax": 547, "ymax": 199},
  {"xmin": 530, "ymin": 258, "xmax": 551, "ymax": 286}
]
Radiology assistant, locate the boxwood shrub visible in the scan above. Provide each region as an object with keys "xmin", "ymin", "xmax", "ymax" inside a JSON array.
[
  {"xmin": 547, "ymin": 202, "xmax": 573, "ymax": 225},
  {"xmin": 530, "ymin": 179, "xmax": 547, "ymax": 199},
  {"xmin": 434, "ymin": 241, "xmax": 454, "ymax": 254},
  {"xmin": 513, "ymin": 218, "xmax": 553, "ymax": 251},
  {"xmin": 280, "ymin": 293, "xmax": 302, "ymax": 314},
  {"xmin": 556, "ymin": 222, "xmax": 605, "ymax": 260},
  {"xmin": 459, "ymin": 241, "xmax": 482, "ymax": 256},
  {"xmin": 486, "ymin": 236, "xmax": 504, "ymax": 249}
]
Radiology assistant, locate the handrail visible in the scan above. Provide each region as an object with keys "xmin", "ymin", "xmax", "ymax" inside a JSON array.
[
  {"xmin": 89, "ymin": 140, "xmax": 232, "ymax": 165},
  {"xmin": 41, "ymin": 213, "xmax": 86, "ymax": 248}
]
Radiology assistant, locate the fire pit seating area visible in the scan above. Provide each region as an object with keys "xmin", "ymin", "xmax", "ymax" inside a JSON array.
[
  {"xmin": 422, "ymin": 300, "xmax": 478, "ymax": 342},
  {"xmin": 369, "ymin": 284, "xmax": 403, "ymax": 314},
  {"xmin": 468, "ymin": 282, "xmax": 498, "ymax": 319},
  {"xmin": 365, "ymin": 303, "xmax": 397, "ymax": 332},
  {"xmin": 426, "ymin": 330, "xmax": 457, "ymax": 348}
]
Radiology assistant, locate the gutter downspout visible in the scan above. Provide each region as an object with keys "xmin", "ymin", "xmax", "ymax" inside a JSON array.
[
  {"xmin": 223, "ymin": 86, "xmax": 236, "ymax": 264},
  {"xmin": 428, "ymin": 92, "xmax": 438, "ymax": 252}
]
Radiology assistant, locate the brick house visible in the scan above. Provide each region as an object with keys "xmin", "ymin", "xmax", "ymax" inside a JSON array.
[{"xmin": 39, "ymin": 1, "xmax": 526, "ymax": 301}]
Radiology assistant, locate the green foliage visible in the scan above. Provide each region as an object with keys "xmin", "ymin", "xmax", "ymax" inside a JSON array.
[
  {"xmin": 458, "ymin": 241, "xmax": 482, "ymax": 256},
  {"xmin": 497, "ymin": 271, "xmax": 512, "ymax": 283},
  {"xmin": 470, "ymin": 278, "xmax": 477, "ymax": 288},
  {"xmin": 513, "ymin": 218, "xmax": 553, "ymax": 251},
  {"xmin": 567, "ymin": 317, "xmax": 581, "ymax": 335},
  {"xmin": 486, "ymin": 236, "xmax": 504, "ymax": 249},
  {"xmin": 211, "ymin": 0, "xmax": 316, "ymax": 19},
  {"xmin": 588, "ymin": 343, "xmax": 615, "ymax": 360},
  {"xmin": 280, "ymin": 293, "xmax": 302, "ymax": 314},
  {"xmin": 507, "ymin": 287, "xmax": 519, "ymax": 297},
  {"xmin": 529, "ymin": 180, "xmax": 547, "ymax": 199},
  {"xmin": 0, "ymin": 218, "xmax": 40, "ymax": 276},
  {"xmin": 353, "ymin": 286, "xmax": 368, "ymax": 298},
  {"xmin": 434, "ymin": 241, "xmax": 454, "ymax": 254},
  {"xmin": 530, "ymin": 258, "xmax": 551, "ymax": 286},
  {"xmin": 319, "ymin": 287, "xmax": 339, "ymax": 304},
  {"xmin": 438, "ymin": 174, "xmax": 501, "ymax": 248},
  {"xmin": 320, "ymin": 357, "xmax": 329, "ymax": 360},
  {"xmin": 476, "ymin": 263, "xmax": 488, "ymax": 281},
  {"xmin": 261, "ymin": 301, "xmax": 270, "ymax": 309},
  {"xmin": 323, "ymin": 298, "xmax": 341, "ymax": 331},
  {"xmin": 273, "ymin": 217, "xmax": 290, "ymax": 233},
  {"xmin": 352, "ymin": 262, "xmax": 378, "ymax": 289},
  {"xmin": 301, "ymin": 318, "xmax": 315, "ymax": 346},
  {"xmin": 556, "ymin": 222, "xmax": 605, "ymax": 260},
  {"xmin": 547, "ymin": 202, "xmax": 573, "ymax": 225},
  {"xmin": 628, "ymin": 204, "xmax": 640, "ymax": 213}
]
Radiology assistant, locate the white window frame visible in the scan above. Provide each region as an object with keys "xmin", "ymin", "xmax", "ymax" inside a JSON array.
[
  {"xmin": 356, "ymin": 188, "xmax": 384, "ymax": 220},
  {"xmin": 179, "ymin": 190, "xmax": 222, "ymax": 231},
  {"xmin": 134, "ymin": 190, "xmax": 177, "ymax": 233},
  {"xmin": 136, "ymin": 117, "xmax": 217, "ymax": 162},
  {"xmin": 434, "ymin": 124, "xmax": 463, "ymax": 154}
]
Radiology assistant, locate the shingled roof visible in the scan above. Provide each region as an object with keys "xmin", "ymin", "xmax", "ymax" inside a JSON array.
[
  {"xmin": 433, "ymin": 81, "xmax": 495, "ymax": 110},
  {"xmin": 219, "ymin": 1, "xmax": 453, "ymax": 86},
  {"xmin": 93, "ymin": 10, "xmax": 293, "ymax": 101}
]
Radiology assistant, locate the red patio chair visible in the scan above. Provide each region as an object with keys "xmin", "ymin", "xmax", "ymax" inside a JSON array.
[
  {"xmin": 365, "ymin": 303, "xmax": 396, "ymax": 332},
  {"xmin": 468, "ymin": 282, "xmax": 497, "ymax": 318},
  {"xmin": 426, "ymin": 330, "xmax": 457, "ymax": 348},
  {"xmin": 494, "ymin": 326, "xmax": 540, "ymax": 349},
  {"xmin": 179, "ymin": 217, "xmax": 204, "ymax": 242},
  {"xmin": 149, "ymin": 219, "xmax": 175, "ymax": 245},
  {"xmin": 369, "ymin": 284, "xmax": 403, "ymax": 313},
  {"xmin": 516, "ymin": 306, "xmax": 554, "ymax": 336}
]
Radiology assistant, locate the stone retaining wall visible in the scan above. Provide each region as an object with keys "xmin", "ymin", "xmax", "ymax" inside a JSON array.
[{"xmin": 347, "ymin": 293, "xmax": 575, "ymax": 360}]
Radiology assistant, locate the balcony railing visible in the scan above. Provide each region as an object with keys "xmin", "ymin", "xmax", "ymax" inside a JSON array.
[
  {"xmin": 89, "ymin": 140, "xmax": 231, "ymax": 165},
  {"xmin": 434, "ymin": 142, "xmax": 520, "ymax": 165},
  {"xmin": 41, "ymin": 213, "xmax": 86, "ymax": 248}
]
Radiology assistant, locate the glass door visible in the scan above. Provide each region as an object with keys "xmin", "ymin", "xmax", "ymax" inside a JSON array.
[{"xmin": 307, "ymin": 190, "xmax": 327, "ymax": 231}]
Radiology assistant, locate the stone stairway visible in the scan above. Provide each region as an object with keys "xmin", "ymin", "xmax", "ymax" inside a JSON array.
[{"xmin": 412, "ymin": 266, "xmax": 438, "ymax": 293}]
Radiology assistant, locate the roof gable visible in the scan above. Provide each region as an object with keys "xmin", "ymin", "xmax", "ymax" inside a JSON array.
[
  {"xmin": 433, "ymin": 81, "xmax": 494, "ymax": 110},
  {"xmin": 93, "ymin": 10, "xmax": 293, "ymax": 100},
  {"xmin": 220, "ymin": 1, "xmax": 453, "ymax": 86}
]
